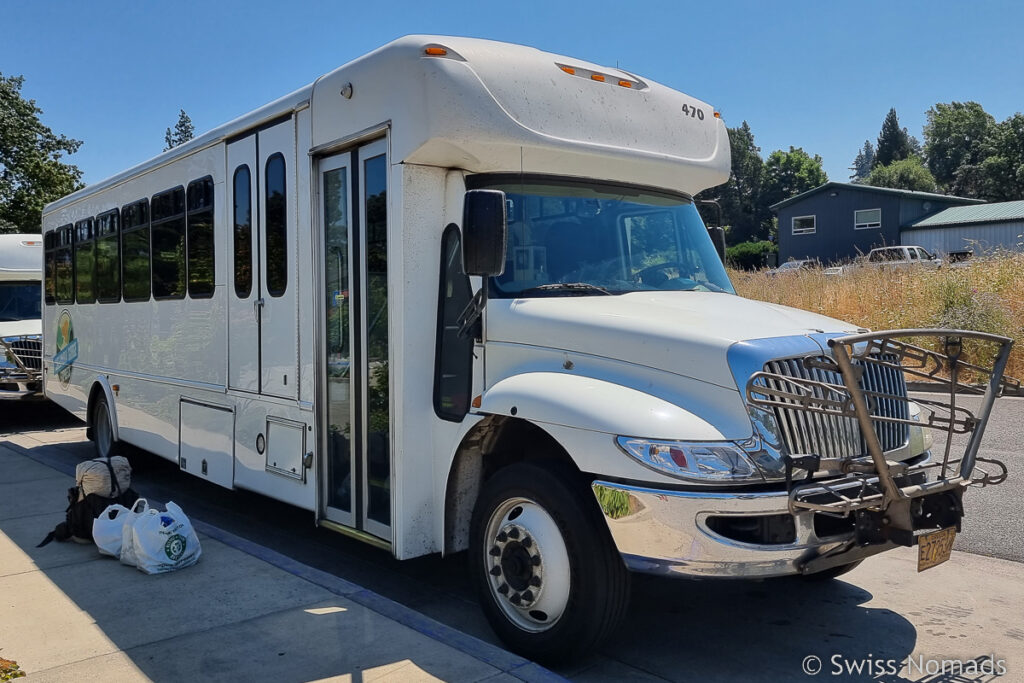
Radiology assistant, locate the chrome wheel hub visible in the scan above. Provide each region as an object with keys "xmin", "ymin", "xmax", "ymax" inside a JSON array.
[{"xmin": 483, "ymin": 497, "xmax": 570, "ymax": 632}]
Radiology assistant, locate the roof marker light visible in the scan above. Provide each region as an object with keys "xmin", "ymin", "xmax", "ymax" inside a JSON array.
[
  {"xmin": 560, "ymin": 66, "xmax": 576, "ymax": 75},
  {"xmin": 618, "ymin": 80, "xmax": 631, "ymax": 88},
  {"xmin": 591, "ymin": 74, "xmax": 605, "ymax": 82},
  {"xmin": 425, "ymin": 47, "xmax": 447, "ymax": 56},
  {"xmin": 713, "ymin": 112, "xmax": 721, "ymax": 118}
]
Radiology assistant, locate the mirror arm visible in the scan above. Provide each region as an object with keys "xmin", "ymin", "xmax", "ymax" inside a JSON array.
[{"xmin": 457, "ymin": 278, "xmax": 488, "ymax": 339}]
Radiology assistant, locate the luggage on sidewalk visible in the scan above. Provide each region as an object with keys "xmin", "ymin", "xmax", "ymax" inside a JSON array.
[{"xmin": 37, "ymin": 456, "xmax": 139, "ymax": 547}]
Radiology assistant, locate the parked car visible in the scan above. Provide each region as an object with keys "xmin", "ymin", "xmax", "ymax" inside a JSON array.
[
  {"xmin": 766, "ymin": 258, "xmax": 819, "ymax": 275},
  {"xmin": 865, "ymin": 246, "xmax": 942, "ymax": 270}
]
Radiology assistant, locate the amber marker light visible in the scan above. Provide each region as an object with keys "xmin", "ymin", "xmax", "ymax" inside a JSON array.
[
  {"xmin": 560, "ymin": 66, "xmax": 576, "ymax": 75},
  {"xmin": 713, "ymin": 112, "xmax": 721, "ymax": 118},
  {"xmin": 591, "ymin": 74, "xmax": 605, "ymax": 82},
  {"xmin": 618, "ymin": 80, "xmax": 631, "ymax": 88},
  {"xmin": 425, "ymin": 47, "xmax": 447, "ymax": 56},
  {"xmin": 472, "ymin": 395, "xmax": 482, "ymax": 409}
]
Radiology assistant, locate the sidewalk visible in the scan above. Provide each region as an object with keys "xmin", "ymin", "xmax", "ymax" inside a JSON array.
[{"xmin": 0, "ymin": 437, "xmax": 559, "ymax": 682}]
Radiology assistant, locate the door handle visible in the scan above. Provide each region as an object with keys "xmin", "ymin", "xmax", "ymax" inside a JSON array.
[{"xmin": 254, "ymin": 297, "xmax": 265, "ymax": 320}]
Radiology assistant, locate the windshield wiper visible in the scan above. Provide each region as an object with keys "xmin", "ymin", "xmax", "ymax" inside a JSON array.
[{"xmin": 518, "ymin": 282, "xmax": 613, "ymax": 297}]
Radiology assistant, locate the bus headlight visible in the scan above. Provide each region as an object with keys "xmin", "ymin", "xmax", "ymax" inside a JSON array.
[{"xmin": 615, "ymin": 436, "xmax": 763, "ymax": 483}]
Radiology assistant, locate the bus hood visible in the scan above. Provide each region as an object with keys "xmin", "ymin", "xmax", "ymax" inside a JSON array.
[
  {"xmin": 0, "ymin": 319, "xmax": 41, "ymax": 340},
  {"xmin": 486, "ymin": 292, "xmax": 860, "ymax": 389}
]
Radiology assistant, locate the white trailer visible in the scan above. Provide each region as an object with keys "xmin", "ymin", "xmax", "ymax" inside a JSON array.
[
  {"xmin": 0, "ymin": 233, "xmax": 44, "ymax": 399},
  {"xmin": 41, "ymin": 36, "xmax": 1013, "ymax": 662}
]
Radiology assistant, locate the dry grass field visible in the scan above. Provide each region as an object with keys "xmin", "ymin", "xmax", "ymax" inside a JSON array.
[{"xmin": 729, "ymin": 253, "xmax": 1024, "ymax": 381}]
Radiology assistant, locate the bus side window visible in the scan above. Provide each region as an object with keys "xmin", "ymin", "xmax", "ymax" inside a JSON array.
[
  {"xmin": 186, "ymin": 176, "xmax": 215, "ymax": 298},
  {"xmin": 55, "ymin": 225, "xmax": 74, "ymax": 304},
  {"xmin": 44, "ymin": 231, "xmax": 56, "ymax": 305},
  {"xmin": 433, "ymin": 224, "xmax": 473, "ymax": 421},
  {"xmin": 74, "ymin": 218, "xmax": 95, "ymax": 304},
  {"xmin": 96, "ymin": 209, "xmax": 121, "ymax": 303},
  {"xmin": 122, "ymin": 199, "xmax": 151, "ymax": 302},
  {"xmin": 151, "ymin": 187, "xmax": 186, "ymax": 299},
  {"xmin": 233, "ymin": 166, "xmax": 252, "ymax": 298},
  {"xmin": 265, "ymin": 154, "xmax": 287, "ymax": 297}
]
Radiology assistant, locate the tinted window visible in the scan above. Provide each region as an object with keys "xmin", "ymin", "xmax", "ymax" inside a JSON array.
[
  {"xmin": 74, "ymin": 218, "xmax": 95, "ymax": 304},
  {"xmin": 55, "ymin": 225, "xmax": 74, "ymax": 304},
  {"xmin": 265, "ymin": 154, "xmax": 287, "ymax": 297},
  {"xmin": 233, "ymin": 166, "xmax": 252, "ymax": 298},
  {"xmin": 44, "ymin": 231, "xmax": 56, "ymax": 305},
  {"xmin": 433, "ymin": 224, "xmax": 473, "ymax": 421},
  {"xmin": 96, "ymin": 210, "xmax": 121, "ymax": 302},
  {"xmin": 187, "ymin": 177, "xmax": 215, "ymax": 298},
  {"xmin": 122, "ymin": 199, "xmax": 151, "ymax": 301},
  {"xmin": 151, "ymin": 187, "xmax": 186, "ymax": 299}
]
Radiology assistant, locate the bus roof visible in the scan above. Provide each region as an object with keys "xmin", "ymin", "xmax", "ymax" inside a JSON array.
[
  {"xmin": 46, "ymin": 36, "xmax": 729, "ymax": 214},
  {"xmin": 0, "ymin": 234, "xmax": 43, "ymax": 281}
]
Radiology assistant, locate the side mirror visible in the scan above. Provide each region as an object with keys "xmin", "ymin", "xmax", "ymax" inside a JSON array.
[
  {"xmin": 462, "ymin": 190, "xmax": 508, "ymax": 277},
  {"xmin": 707, "ymin": 226, "xmax": 726, "ymax": 263}
]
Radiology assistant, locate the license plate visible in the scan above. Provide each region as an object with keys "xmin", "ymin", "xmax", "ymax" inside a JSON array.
[{"xmin": 917, "ymin": 527, "xmax": 956, "ymax": 572}]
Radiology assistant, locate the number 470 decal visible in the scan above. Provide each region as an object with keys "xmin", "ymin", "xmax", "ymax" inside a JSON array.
[{"xmin": 681, "ymin": 103, "xmax": 705, "ymax": 121}]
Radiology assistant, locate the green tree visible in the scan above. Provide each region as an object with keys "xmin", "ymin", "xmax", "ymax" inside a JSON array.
[
  {"xmin": 864, "ymin": 157, "xmax": 937, "ymax": 192},
  {"xmin": 726, "ymin": 240, "xmax": 776, "ymax": 270},
  {"xmin": 979, "ymin": 113, "xmax": 1024, "ymax": 201},
  {"xmin": 849, "ymin": 140, "xmax": 875, "ymax": 181},
  {"xmin": 760, "ymin": 147, "xmax": 828, "ymax": 223},
  {"xmin": 698, "ymin": 121, "xmax": 767, "ymax": 244},
  {"xmin": 163, "ymin": 109, "xmax": 195, "ymax": 151},
  {"xmin": 0, "ymin": 73, "xmax": 83, "ymax": 233},
  {"xmin": 922, "ymin": 101, "xmax": 995, "ymax": 197},
  {"xmin": 874, "ymin": 108, "xmax": 912, "ymax": 168}
]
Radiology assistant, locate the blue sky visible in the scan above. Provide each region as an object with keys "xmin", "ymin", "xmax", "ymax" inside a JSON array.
[{"xmin": 3, "ymin": 0, "xmax": 1022, "ymax": 187}]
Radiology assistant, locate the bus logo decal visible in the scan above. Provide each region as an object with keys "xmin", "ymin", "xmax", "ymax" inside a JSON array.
[{"xmin": 54, "ymin": 310, "xmax": 77, "ymax": 388}]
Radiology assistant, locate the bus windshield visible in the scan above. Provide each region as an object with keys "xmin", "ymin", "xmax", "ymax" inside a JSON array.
[
  {"xmin": 0, "ymin": 283, "xmax": 41, "ymax": 322},
  {"xmin": 476, "ymin": 178, "xmax": 735, "ymax": 297}
]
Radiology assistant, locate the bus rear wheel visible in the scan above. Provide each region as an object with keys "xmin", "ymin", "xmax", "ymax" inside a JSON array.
[
  {"xmin": 91, "ymin": 393, "xmax": 117, "ymax": 459},
  {"xmin": 469, "ymin": 461, "xmax": 630, "ymax": 664}
]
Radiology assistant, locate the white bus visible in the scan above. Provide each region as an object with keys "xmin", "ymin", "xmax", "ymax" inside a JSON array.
[
  {"xmin": 42, "ymin": 36, "xmax": 1012, "ymax": 662},
  {"xmin": 1, "ymin": 233, "xmax": 44, "ymax": 399}
]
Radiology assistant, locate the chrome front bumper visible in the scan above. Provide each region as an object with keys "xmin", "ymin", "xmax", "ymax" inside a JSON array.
[{"xmin": 591, "ymin": 456, "xmax": 933, "ymax": 578}]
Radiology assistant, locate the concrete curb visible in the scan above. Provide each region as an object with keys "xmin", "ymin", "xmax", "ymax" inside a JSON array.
[{"xmin": 6, "ymin": 439, "xmax": 564, "ymax": 683}]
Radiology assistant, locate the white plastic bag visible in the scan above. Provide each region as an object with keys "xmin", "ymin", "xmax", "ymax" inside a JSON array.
[
  {"xmin": 127, "ymin": 501, "xmax": 202, "ymax": 574},
  {"xmin": 119, "ymin": 498, "xmax": 150, "ymax": 567},
  {"xmin": 92, "ymin": 503, "xmax": 131, "ymax": 557}
]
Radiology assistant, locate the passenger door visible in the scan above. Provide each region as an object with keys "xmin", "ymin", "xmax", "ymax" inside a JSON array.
[
  {"xmin": 320, "ymin": 139, "xmax": 392, "ymax": 541},
  {"xmin": 226, "ymin": 119, "xmax": 298, "ymax": 399}
]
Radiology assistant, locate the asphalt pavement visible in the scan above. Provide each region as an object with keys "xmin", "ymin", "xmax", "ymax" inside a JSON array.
[{"xmin": 2, "ymin": 399, "xmax": 1023, "ymax": 681}]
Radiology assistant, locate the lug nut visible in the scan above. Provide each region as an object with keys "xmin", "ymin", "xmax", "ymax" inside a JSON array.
[
  {"xmin": 522, "ymin": 535, "xmax": 532, "ymax": 548},
  {"xmin": 531, "ymin": 555, "xmax": 541, "ymax": 566},
  {"xmin": 510, "ymin": 593, "xmax": 522, "ymax": 605},
  {"xmin": 489, "ymin": 546, "xmax": 501, "ymax": 557},
  {"xmin": 497, "ymin": 583, "xmax": 509, "ymax": 595},
  {"xmin": 529, "ymin": 576, "xmax": 542, "ymax": 587},
  {"xmin": 490, "ymin": 566, "xmax": 502, "ymax": 576},
  {"xmin": 522, "ymin": 590, "xmax": 534, "ymax": 602},
  {"xmin": 497, "ymin": 531, "xmax": 507, "ymax": 543},
  {"xmin": 508, "ymin": 527, "xmax": 520, "ymax": 539}
]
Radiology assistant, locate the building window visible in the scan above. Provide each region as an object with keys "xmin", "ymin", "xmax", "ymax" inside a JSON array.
[
  {"xmin": 854, "ymin": 208, "xmax": 881, "ymax": 230},
  {"xmin": 792, "ymin": 215, "xmax": 816, "ymax": 235}
]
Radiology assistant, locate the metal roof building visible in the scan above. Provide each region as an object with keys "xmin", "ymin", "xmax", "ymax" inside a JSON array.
[{"xmin": 903, "ymin": 200, "xmax": 1024, "ymax": 256}]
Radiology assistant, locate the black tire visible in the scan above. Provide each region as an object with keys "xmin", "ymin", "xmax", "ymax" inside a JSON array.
[
  {"xmin": 469, "ymin": 461, "xmax": 630, "ymax": 664},
  {"xmin": 802, "ymin": 559, "xmax": 863, "ymax": 581},
  {"xmin": 91, "ymin": 393, "xmax": 117, "ymax": 459}
]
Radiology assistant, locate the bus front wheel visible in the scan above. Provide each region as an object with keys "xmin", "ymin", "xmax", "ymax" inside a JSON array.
[{"xmin": 469, "ymin": 461, "xmax": 630, "ymax": 664}]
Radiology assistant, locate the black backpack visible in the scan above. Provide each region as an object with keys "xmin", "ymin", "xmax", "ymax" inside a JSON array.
[{"xmin": 37, "ymin": 457, "xmax": 139, "ymax": 547}]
